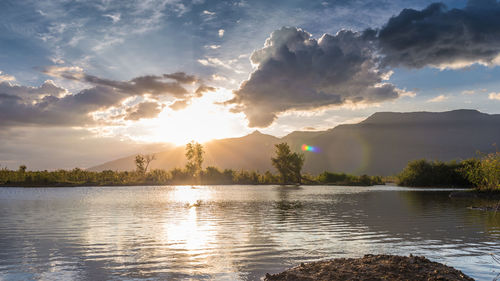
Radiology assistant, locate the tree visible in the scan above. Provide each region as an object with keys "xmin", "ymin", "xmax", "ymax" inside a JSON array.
[
  {"xmin": 135, "ymin": 155, "xmax": 146, "ymax": 174},
  {"xmin": 18, "ymin": 165, "xmax": 27, "ymax": 173},
  {"xmin": 271, "ymin": 142, "xmax": 305, "ymax": 185},
  {"xmin": 185, "ymin": 141, "xmax": 204, "ymax": 182},
  {"xmin": 135, "ymin": 154, "xmax": 156, "ymax": 174}
]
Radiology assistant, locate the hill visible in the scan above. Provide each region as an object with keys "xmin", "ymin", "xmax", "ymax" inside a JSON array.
[{"xmin": 89, "ymin": 109, "xmax": 500, "ymax": 176}]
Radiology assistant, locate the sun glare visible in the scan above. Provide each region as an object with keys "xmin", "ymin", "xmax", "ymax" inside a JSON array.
[{"xmin": 129, "ymin": 89, "xmax": 250, "ymax": 146}]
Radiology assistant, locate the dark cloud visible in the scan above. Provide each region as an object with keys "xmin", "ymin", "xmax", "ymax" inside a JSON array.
[
  {"xmin": 42, "ymin": 67, "xmax": 190, "ymax": 97},
  {"xmin": 378, "ymin": 0, "xmax": 500, "ymax": 69},
  {"xmin": 226, "ymin": 27, "xmax": 398, "ymax": 127},
  {"xmin": 1, "ymin": 69, "xmax": 214, "ymax": 127},
  {"xmin": 164, "ymin": 72, "xmax": 198, "ymax": 84},
  {"xmin": 226, "ymin": 1, "xmax": 500, "ymax": 127},
  {"xmin": 0, "ymin": 85, "xmax": 124, "ymax": 127},
  {"xmin": 195, "ymin": 85, "xmax": 216, "ymax": 96},
  {"xmin": 125, "ymin": 101, "xmax": 165, "ymax": 121},
  {"xmin": 0, "ymin": 80, "xmax": 67, "ymax": 101}
]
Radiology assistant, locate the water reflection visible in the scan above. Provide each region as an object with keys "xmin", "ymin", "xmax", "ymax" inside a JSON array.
[{"xmin": 0, "ymin": 185, "xmax": 499, "ymax": 280}]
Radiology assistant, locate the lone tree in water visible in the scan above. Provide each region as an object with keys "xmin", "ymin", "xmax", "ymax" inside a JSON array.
[
  {"xmin": 135, "ymin": 154, "xmax": 156, "ymax": 174},
  {"xmin": 271, "ymin": 142, "xmax": 305, "ymax": 185},
  {"xmin": 185, "ymin": 141, "xmax": 204, "ymax": 183}
]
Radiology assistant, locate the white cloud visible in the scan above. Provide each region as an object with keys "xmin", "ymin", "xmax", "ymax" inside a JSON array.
[
  {"xmin": 218, "ymin": 29, "xmax": 225, "ymax": 38},
  {"xmin": 396, "ymin": 88, "xmax": 416, "ymax": 98},
  {"xmin": 380, "ymin": 70, "xmax": 394, "ymax": 81},
  {"xmin": 461, "ymin": 90, "xmax": 476, "ymax": 95},
  {"xmin": 211, "ymin": 74, "xmax": 227, "ymax": 81},
  {"xmin": 489, "ymin": 92, "xmax": 500, "ymax": 100},
  {"xmin": 198, "ymin": 57, "xmax": 232, "ymax": 69},
  {"xmin": 104, "ymin": 13, "xmax": 121, "ymax": 23},
  {"xmin": 205, "ymin": 44, "xmax": 221, "ymax": 49},
  {"xmin": 427, "ymin": 94, "xmax": 448, "ymax": 103},
  {"xmin": 202, "ymin": 10, "xmax": 215, "ymax": 16},
  {"xmin": 0, "ymin": 71, "xmax": 15, "ymax": 82}
]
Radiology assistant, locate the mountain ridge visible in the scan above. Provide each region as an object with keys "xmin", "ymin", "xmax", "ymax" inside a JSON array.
[{"xmin": 88, "ymin": 109, "xmax": 500, "ymax": 176}]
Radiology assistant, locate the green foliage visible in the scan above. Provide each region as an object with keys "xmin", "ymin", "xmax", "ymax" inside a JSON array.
[
  {"xmin": 0, "ymin": 141, "xmax": 385, "ymax": 187},
  {"xmin": 185, "ymin": 142, "xmax": 204, "ymax": 181},
  {"xmin": 271, "ymin": 142, "xmax": 305, "ymax": 184},
  {"xmin": 0, "ymin": 166, "xmax": 385, "ymax": 187},
  {"xmin": 135, "ymin": 155, "xmax": 146, "ymax": 174},
  {"xmin": 317, "ymin": 171, "xmax": 384, "ymax": 186},
  {"xmin": 135, "ymin": 154, "xmax": 156, "ymax": 174},
  {"xmin": 397, "ymin": 159, "xmax": 472, "ymax": 187},
  {"xmin": 461, "ymin": 152, "xmax": 500, "ymax": 191}
]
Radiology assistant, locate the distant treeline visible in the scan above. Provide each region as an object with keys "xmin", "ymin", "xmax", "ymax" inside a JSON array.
[
  {"xmin": 0, "ymin": 166, "xmax": 384, "ymax": 187},
  {"xmin": 397, "ymin": 151, "xmax": 500, "ymax": 191}
]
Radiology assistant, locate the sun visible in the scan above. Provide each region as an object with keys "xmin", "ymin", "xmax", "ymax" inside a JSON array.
[{"xmin": 128, "ymin": 88, "xmax": 251, "ymax": 145}]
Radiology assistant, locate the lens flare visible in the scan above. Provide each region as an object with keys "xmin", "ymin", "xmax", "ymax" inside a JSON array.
[{"xmin": 301, "ymin": 144, "xmax": 320, "ymax": 153}]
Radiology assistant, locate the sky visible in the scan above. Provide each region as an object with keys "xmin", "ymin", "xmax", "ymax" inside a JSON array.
[{"xmin": 1, "ymin": 0, "xmax": 500, "ymax": 169}]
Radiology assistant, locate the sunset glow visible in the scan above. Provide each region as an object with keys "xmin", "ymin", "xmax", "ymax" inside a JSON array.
[{"xmin": 120, "ymin": 89, "xmax": 250, "ymax": 145}]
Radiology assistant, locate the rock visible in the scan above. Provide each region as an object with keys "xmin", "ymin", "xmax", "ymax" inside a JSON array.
[{"xmin": 264, "ymin": 254, "xmax": 474, "ymax": 281}]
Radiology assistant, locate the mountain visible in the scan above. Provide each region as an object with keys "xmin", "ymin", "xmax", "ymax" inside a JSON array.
[
  {"xmin": 89, "ymin": 130, "xmax": 281, "ymax": 173},
  {"xmin": 89, "ymin": 109, "xmax": 500, "ymax": 176}
]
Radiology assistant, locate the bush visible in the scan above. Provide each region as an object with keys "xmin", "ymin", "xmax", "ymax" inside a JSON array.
[
  {"xmin": 461, "ymin": 152, "xmax": 500, "ymax": 191},
  {"xmin": 397, "ymin": 159, "xmax": 472, "ymax": 187}
]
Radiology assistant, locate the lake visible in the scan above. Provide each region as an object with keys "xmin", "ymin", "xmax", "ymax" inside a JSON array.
[{"xmin": 0, "ymin": 185, "xmax": 499, "ymax": 280}]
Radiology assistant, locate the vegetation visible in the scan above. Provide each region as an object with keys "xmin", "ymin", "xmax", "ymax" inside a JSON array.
[
  {"xmin": 3, "ymin": 140, "xmax": 498, "ymax": 189},
  {"xmin": 134, "ymin": 154, "xmax": 156, "ymax": 174},
  {"xmin": 271, "ymin": 143, "xmax": 305, "ymax": 184},
  {"xmin": 0, "ymin": 142, "xmax": 385, "ymax": 187},
  {"xmin": 316, "ymin": 172, "xmax": 384, "ymax": 186},
  {"xmin": 397, "ymin": 159, "xmax": 472, "ymax": 187},
  {"xmin": 461, "ymin": 151, "xmax": 500, "ymax": 191},
  {"xmin": 0, "ymin": 166, "xmax": 386, "ymax": 187},
  {"xmin": 185, "ymin": 141, "xmax": 204, "ymax": 184},
  {"xmin": 397, "ymin": 151, "xmax": 499, "ymax": 190}
]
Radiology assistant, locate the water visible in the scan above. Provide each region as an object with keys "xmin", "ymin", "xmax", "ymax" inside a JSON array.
[{"xmin": 0, "ymin": 185, "xmax": 499, "ymax": 281}]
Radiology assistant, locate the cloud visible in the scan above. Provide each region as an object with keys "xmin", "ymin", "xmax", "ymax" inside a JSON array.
[
  {"xmin": 427, "ymin": 94, "xmax": 448, "ymax": 102},
  {"xmin": 462, "ymin": 90, "xmax": 476, "ymax": 95},
  {"xmin": 0, "ymin": 71, "xmax": 15, "ymax": 82},
  {"xmin": 163, "ymin": 72, "xmax": 198, "ymax": 84},
  {"xmin": 104, "ymin": 13, "xmax": 121, "ymax": 23},
  {"xmin": 198, "ymin": 57, "xmax": 233, "ymax": 69},
  {"xmin": 0, "ymin": 80, "xmax": 67, "ymax": 101},
  {"xmin": 169, "ymin": 99, "xmax": 190, "ymax": 111},
  {"xmin": 195, "ymin": 85, "xmax": 216, "ymax": 96},
  {"xmin": 205, "ymin": 44, "xmax": 221, "ymax": 49},
  {"xmin": 396, "ymin": 88, "xmax": 417, "ymax": 98},
  {"xmin": 211, "ymin": 74, "xmax": 227, "ymax": 81},
  {"xmin": 377, "ymin": 1, "xmax": 500, "ymax": 69},
  {"xmin": 1, "ymin": 69, "xmax": 213, "ymax": 127},
  {"xmin": 225, "ymin": 27, "xmax": 399, "ymax": 127},
  {"xmin": 125, "ymin": 101, "xmax": 165, "ymax": 121},
  {"xmin": 0, "ymin": 85, "xmax": 124, "ymax": 127},
  {"xmin": 489, "ymin": 92, "xmax": 500, "ymax": 100},
  {"xmin": 218, "ymin": 29, "xmax": 225, "ymax": 38},
  {"xmin": 42, "ymin": 66, "xmax": 194, "ymax": 98}
]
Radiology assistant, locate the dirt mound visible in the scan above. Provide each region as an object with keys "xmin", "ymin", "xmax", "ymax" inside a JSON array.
[{"xmin": 264, "ymin": 254, "xmax": 474, "ymax": 281}]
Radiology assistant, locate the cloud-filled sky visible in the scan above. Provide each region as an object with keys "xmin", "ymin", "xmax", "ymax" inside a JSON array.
[{"xmin": 1, "ymin": 0, "xmax": 500, "ymax": 169}]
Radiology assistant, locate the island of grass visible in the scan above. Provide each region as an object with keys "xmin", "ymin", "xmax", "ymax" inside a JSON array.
[{"xmin": 264, "ymin": 254, "xmax": 474, "ymax": 281}]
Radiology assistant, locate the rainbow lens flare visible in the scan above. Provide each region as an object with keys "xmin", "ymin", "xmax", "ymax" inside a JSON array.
[{"xmin": 301, "ymin": 144, "xmax": 320, "ymax": 153}]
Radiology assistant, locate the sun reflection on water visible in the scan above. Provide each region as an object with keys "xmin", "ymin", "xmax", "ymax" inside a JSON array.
[{"xmin": 163, "ymin": 186, "xmax": 216, "ymax": 251}]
